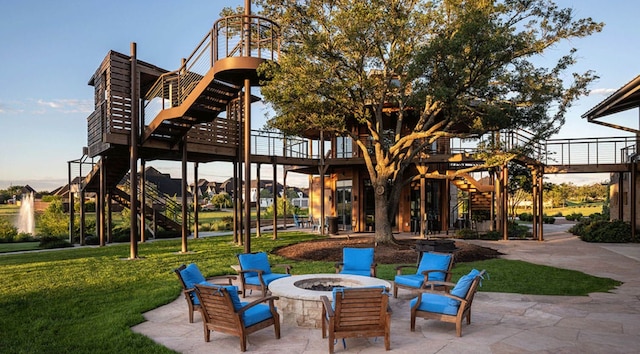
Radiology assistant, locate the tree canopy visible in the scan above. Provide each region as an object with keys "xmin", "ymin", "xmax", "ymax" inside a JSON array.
[{"xmin": 255, "ymin": 0, "xmax": 603, "ymax": 243}]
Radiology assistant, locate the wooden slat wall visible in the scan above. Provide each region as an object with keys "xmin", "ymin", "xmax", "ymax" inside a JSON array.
[
  {"xmin": 107, "ymin": 53, "xmax": 133, "ymax": 136},
  {"xmin": 187, "ymin": 118, "xmax": 240, "ymax": 147}
]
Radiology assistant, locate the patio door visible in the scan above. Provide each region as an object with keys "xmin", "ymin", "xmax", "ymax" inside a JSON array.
[{"xmin": 336, "ymin": 180, "xmax": 352, "ymax": 230}]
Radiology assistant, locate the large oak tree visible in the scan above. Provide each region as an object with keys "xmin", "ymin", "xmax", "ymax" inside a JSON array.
[{"xmin": 256, "ymin": 0, "xmax": 603, "ymax": 244}]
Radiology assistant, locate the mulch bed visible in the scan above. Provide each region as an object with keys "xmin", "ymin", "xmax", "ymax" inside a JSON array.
[{"xmin": 273, "ymin": 237, "xmax": 502, "ymax": 264}]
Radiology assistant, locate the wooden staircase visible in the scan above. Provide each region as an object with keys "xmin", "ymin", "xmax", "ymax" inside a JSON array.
[
  {"xmin": 450, "ymin": 172, "xmax": 493, "ymax": 211},
  {"xmin": 111, "ymin": 187, "xmax": 182, "ymax": 233}
]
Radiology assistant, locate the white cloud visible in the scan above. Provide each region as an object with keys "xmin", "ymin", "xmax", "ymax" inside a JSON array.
[
  {"xmin": 590, "ymin": 88, "xmax": 616, "ymax": 96},
  {"xmin": 36, "ymin": 98, "xmax": 93, "ymax": 113}
]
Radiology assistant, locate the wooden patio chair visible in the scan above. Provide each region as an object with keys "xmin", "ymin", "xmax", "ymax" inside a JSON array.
[
  {"xmin": 321, "ymin": 286, "xmax": 391, "ymax": 353},
  {"xmin": 410, "ymin": 269, "xmax": 486, "ymax": 337},
  {"xmin": 194, "ymin": 284, "xmax": 281, "ymax": 352},
  {"xmin": 393, "ymin": 251, "xmax": 454, "ymax": 298},
  {"xmin": 335, "ymin": 247, "xmax": 377, "ymax": 277},
  {"xmin": 173, "ymin": 263, "xmax": 236, "ymax": 323},
  {"xmin": 236, "ymin": 252, "xmax": 291, "ymax": 297}
]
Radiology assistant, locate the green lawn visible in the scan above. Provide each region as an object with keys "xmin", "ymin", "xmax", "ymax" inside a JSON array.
[{"xmin": 0, "ymin": 232, "xmax": 621, "ymax": 353}]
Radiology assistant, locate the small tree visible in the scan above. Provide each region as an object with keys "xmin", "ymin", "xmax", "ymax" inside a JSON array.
[
  {"xmin": 38, "ymin": 199, "xmax": 68, "ymax": 237},
  {"xmin": 211, "ymin": 192, "xmax": 232, "ymax": 210}
]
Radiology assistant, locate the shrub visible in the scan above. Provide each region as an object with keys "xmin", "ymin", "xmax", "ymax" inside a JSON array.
[
  {"xmin": 518, "ymin": 212, "xmax": 533, "ymax": 222},
  {"xmin": 543, "ymin": 215, "xmax": 556, "ymax": 224},
  {"xmin": 480, "ymin": 230, "xmax": 502, "ymax": 240},
  {"xmin": 565, "ymin": 212, "xmax": 583, "ymax": 221},
  {"xmin": 553, "ymin": 211, "xmax": 563, "ymax": 217},
  {"xmin": 39, "ymin": 235, "xmax": 73, "ymax": 249},
  {"xmin": 0, "ymin": 218, "xmax": 18, "ymax": 242},
  {"xmin": 579, "ymin": 220, "xmax": 632, "ymax": 243},
  {"xmin": 508, "ymin": 221, "xmax": 531, "ymax": 239},
  {"xmin": 455, "ymin": 228, "xmax": 478, "ymax": 239}
]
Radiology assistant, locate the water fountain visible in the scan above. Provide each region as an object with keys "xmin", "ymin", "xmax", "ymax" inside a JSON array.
[{"xmin": 16, "ymin": 192, "xmax": 35, "ymax": 235}]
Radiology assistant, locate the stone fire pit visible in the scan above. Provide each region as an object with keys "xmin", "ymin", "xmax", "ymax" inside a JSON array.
[{"xmin": 269, "ymin": 274, "xmax": 391, "ymax": 328}]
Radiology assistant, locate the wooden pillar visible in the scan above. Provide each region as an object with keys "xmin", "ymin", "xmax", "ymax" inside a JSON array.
[
  {"xmin": 256, "ymin": 163, "xmax": 261, "ymax": 238},
  {"xmin": 531, "ymin": 166, "xmax": 538, "ymax": 241},
  {"xmin": 193, "ymin": 162, "xmax": 199, "ymax": 239},
  {"xmin": 501, "ymin": 165, "xmax": 509, "ymax": 240},
  {"xmin": 283, "ymin": 168, "xmax": 288, "ymax": 230},
  {"xmin": 106, "ymin": 190, "xmax": 112, "ymax": 243},
  {"xmin": 140, "ymin": 160, "xmax": 146, "ymax": 242},
  {"xmin": 617, "ymin": 172, "xmax": 624, "ymax": 220},
  {"xmin": 272, "ymin": 158, "xmax": 278, "ymax": 240},
  {"xmin": 129, "ymin": 42, "xmax": 139, "ymax": 259},
  {"xmin": 538, "ymin": 168, "xmax": 544, "ymax": 241},
  {"xmin": 80, "ymin": 189, "xmax": 86, "ymax": 246},
  {"xmin": 68, "ymin": 161, "xmax": 74, "ymax": 244},
  {"xmin": 631, "ymin": 162, "xmax": 637, "ymax": 241},
  {"xmin": 242, "ymin": 0, "xmax": 252, "ymax": 253},
  {"xmin": 443, "ymin": 178, "xmax": 450, "ymax": 233},
  {"xmin": 233, "ymin": 160, "xmax": 241, "ymax": 245},
  {"xmin": 99, "ymin": 157, "xmax": 105, "ymax": 246},
  {"xmin": 420, "ymin": 175, "xmax": 426, "ymax": 238},
  {"xmin": 181, "ymin": 137, "xmax": 188, "ymax": 253}
]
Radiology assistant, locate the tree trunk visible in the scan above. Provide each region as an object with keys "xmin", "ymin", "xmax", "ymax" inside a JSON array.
[{"xmin": 373, "ymin": 184, "xmax": 394, "ymax": 244}]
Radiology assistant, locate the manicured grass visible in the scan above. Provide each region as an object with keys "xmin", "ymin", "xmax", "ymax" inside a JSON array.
[
  {"xmin": 0, "ymin": 242, "xmax": 40, "ymax": 253},
  {"xmin": 0, "ymin": 232, "xmax": 621, "ymax": 353}
]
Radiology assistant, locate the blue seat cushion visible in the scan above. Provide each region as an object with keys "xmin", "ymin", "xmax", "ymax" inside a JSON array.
[
  {"xmin": 394, "ymin": 274, "xmax": 426, "ymax": 289},
  {"xmin": 180, "ymin": 263, "xmax": 206, "ymax": 289},
  {"xmin": 202, "ymin": 284, "xmax": 244, "ymax": 310},
  {"xmin": 243, "ymin": 303, "xmax": 275, "ymax": 327},
  {"xmin": 238, "ymin": 252, "xmax": 272, "ymax": 278},
  {"xmin": 340, "ymin": 269, "xmax": 371, "ymax": 277},
  {"xmin": 417, "ymin": 253, "xmax": 452, "ymax": 282},
  {"xmin": 342, "ymin": 248, "xmax": 374, "ymax": 274},
  {"xmin": 410, "ymin": 293, "xmax": 459, "ymax": 316},
  {"xmin": 244, "ymin": 272, "xmax": 290, "ymax": 286},
  {"xmin": 449, "ymin": 269, "xmax": 481, "ymax": 306}
]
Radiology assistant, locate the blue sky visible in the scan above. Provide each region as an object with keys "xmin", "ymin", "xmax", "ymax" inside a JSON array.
[{"xmin": 0, "ymin": 0, "xmax": 637, "ymax": 191}]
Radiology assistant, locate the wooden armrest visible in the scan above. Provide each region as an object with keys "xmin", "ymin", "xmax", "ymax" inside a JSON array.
[
  {"xmin": 238, "ymin": 268, "xmax": 265, "ymax": 276},
  {"xmin": 273, "ymin": 264, "xmax": 292, "ymax": 274},
  {"xmin": 237, "ymin": 295, "xmax": 280, "ymax": 314},
  {"xmin": 320, "ymin": 296, "xmax": 334, "ymax": 317},
  {"xmin": 395, "ymin": 264, "xmax": 417, "ymax": 274},
  {"xmin": 206, "ymin": 275, "xmax": 237, "ymax": 285},
  {"xmin": 423, "ymin": 280, "xmax": 455, "ymax": 290}
]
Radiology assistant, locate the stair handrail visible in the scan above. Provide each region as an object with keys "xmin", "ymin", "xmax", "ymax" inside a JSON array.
[{"xmin": 143, "ymin": 14, "xmax": 280, "ymax": 125}]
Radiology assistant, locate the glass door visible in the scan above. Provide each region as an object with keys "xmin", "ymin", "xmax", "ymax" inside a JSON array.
[{"xmin": 336, "ymin": 180, "xmax": 352, "ymax": 230}]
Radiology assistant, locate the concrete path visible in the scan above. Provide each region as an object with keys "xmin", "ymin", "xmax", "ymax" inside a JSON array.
[{"xmin": 132, "ymin": 223, "xmax": 640, "ymax": 353}]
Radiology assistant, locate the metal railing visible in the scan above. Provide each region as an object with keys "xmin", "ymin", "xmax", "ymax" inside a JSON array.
[
  {"xmin": 543, "ymin": 136, "xmax": 638, "ymax": 166},
  {"xmin": 143, "ymin": 14, "xmax": 280, "ymax": 125}
]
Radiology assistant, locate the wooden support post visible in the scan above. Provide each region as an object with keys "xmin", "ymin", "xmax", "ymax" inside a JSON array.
[
  {"xmin": 68, "ymin": 161, "xmax": 74, "ymax": 244},
  {"xmin": 140, "ymin": 160, "xmax": 146, "ymax": 242},
  {"xmin": 531, "ymin": 166, "xmax": 538, "ymax": 241},
  {"xmin": 256, "ymin": 163, "xmax": 261, "ymax": 238},
  {"xmin": 631, "ymin": 161, "xmax": 637, "ymax": 241},
  {"xmin": 99, "ymin": 160, "xmax": 105, "ymax": 246},
  {"xmin": 420, "ymin": 175, "xmax": 426, "ymax": 238},
  {"xmin": 181, "ymin": 137, "xmax": 188, "ymax": 253},
  {"xmin": 243, "ymin": 79, "xmax": 252, "ymax": 254},
  {"xmin": 272, "ymin": 158, "xmax": 278, "ymax": 240},
  {"xmin": 538, "ymin": 169, "xmax": 544, "ymax": 241},
  {"xmin": 129, "ymin": 42, "xmax": 139, "ymax": 259},
  {"xmin": 193, "ymin": 162, "xmax": 199, "ymax": 239},
  {"xmin": 501, "ymin": 165, "xmax": 509, "ymax": 240}
]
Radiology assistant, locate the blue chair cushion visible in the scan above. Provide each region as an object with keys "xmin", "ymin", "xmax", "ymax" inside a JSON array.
[
  {"xmin": 341, "ymin": 248, "xmax": 374, "ymax": 275},
  {"xmin": 202, "ymin": 284, "xmax": 244, "ymax": 310},
  {"xmin": 238, "ymin": 252, "xmax": 272, "ymax": 278},
  {"xmin": 411, "ymin": 292, "xmax": 459, "ymax": 316},
  {"xmin": 180, "ymin": 263, "xmax": 206, "ymax": 289},
  {"xmin": 449, "ymin": 269, "xmax": 481, "ymax": 306},
  {"xmin": 417, "ymin": 253, "xmax": 452, "ymax": 282},
  {"xmin": 394, "ymin": 274, "xmax": 425, "ymax": 289},
  {"xmin": 243, "ymin": 303, "xmax": 275, "ymax": 327},
  {"xmin": 244, "ymin": 272, "xmax": 290, "ymax": 286}
]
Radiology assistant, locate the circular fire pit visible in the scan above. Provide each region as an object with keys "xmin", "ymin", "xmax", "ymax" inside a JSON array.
[{"xmin": 269, "ymin": 274, "xmax": 390, "ymax": 328}]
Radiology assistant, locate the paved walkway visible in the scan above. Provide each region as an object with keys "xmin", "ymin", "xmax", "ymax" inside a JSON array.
[{"xmin": 132, "ymin": 223, "xmax": 640, "ymax": 353}]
